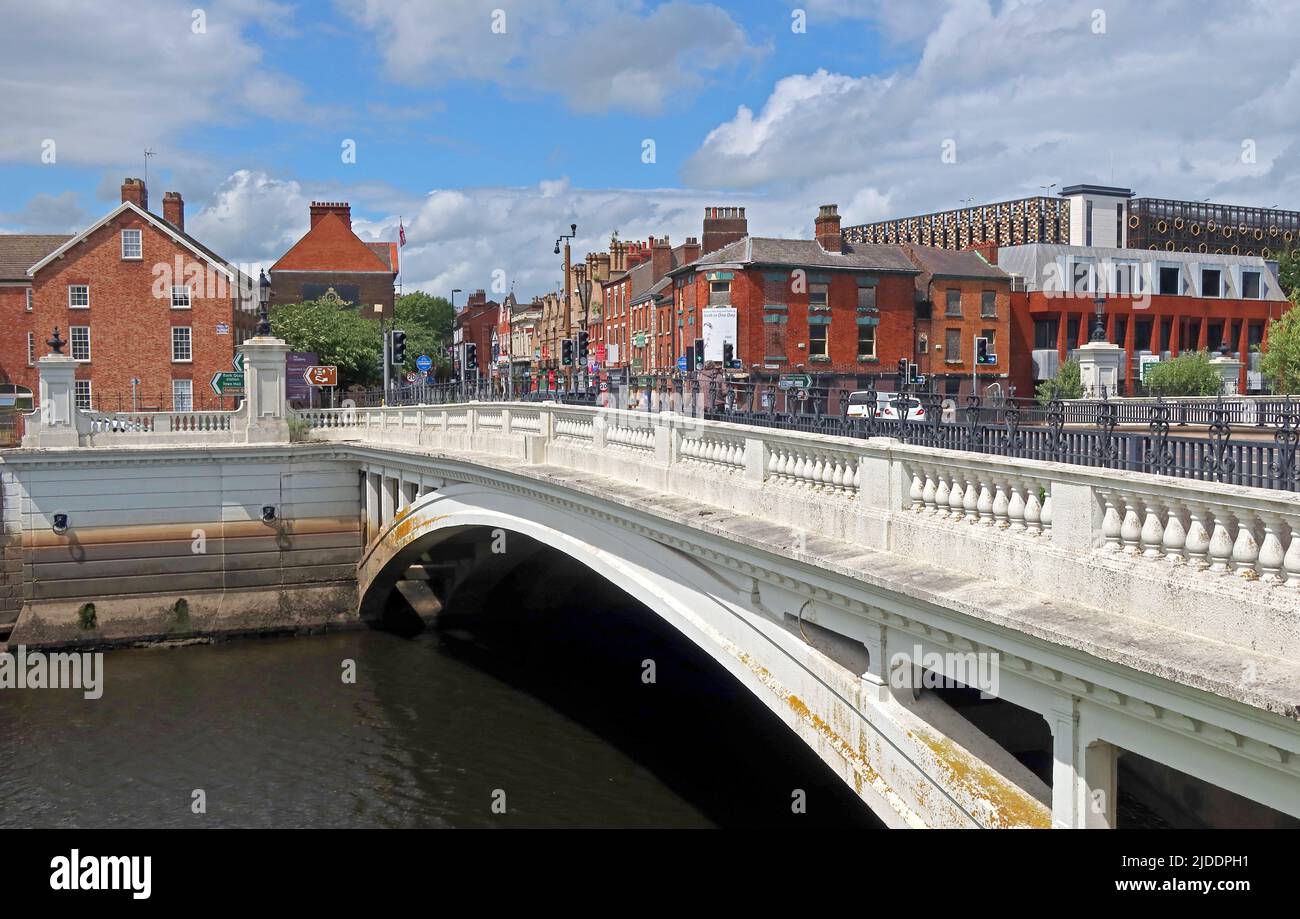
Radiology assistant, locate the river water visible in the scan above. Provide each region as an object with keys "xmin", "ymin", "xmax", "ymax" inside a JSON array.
[{"xmin": 0, "ymin": 551, "xmax": 881, "ymax": 829}]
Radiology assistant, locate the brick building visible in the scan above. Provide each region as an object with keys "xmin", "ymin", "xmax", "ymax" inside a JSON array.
[
  {"xmin": 903, "ymin": 244, "xmax": 1013, "ymax": 397},
  {"xmin": 666, "ymin": 205, "xmax": 924, "ymax": 400},
  {"xmin": 452, "ymin": 289, "xmax": 500, "ymax": 379},
  {"xmin": 270, "ymin": 202, "xmax": 398, "ymax": 319},
  {"xmin": 0, "ymin": 178, "xmax": 257, "ymax": 414}
]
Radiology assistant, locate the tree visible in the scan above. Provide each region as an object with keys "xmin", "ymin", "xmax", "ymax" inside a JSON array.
[
  {"xmin": 1036, "ymin": 359, "xmax": 1083, "ymax": 404},
  {"xmin": 1144, "ymin": 350, "xmax": 1222, "ymax": 397},
  {"xmin": 1277, "ymin": 247, "xmax": 1300, "ymax": 302},
  {"xmin": 1260, "ymin": 302, "xmax": 1300, "ymax": 394},
  {"xmin": 392, "ymin": 291, "xmax": 455, "ymax": 376},
  {"xmin": 269, "ymin": 299, "xmax": 383, "ymax": 386}
]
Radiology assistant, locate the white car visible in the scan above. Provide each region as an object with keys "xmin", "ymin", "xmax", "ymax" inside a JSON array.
[{"xmin": 844, "ymin": 391, "xmax": 925, "ymax": 421}]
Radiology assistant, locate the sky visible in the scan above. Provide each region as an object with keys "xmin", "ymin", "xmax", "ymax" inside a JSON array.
[{"xmin": 2, "ymin": 0, "xmax": 1299, "ymax": 300}]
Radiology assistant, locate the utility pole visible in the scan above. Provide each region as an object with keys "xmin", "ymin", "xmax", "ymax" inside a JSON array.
[{"xmin": 555, "ymin": 224, "xmax": 576, "ymax": 391}]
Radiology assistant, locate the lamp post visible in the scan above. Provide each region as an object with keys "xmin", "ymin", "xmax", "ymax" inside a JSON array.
[
  {"xmin": 1090, "ymin": 294, "xmax": 1107, "ymax": 343},
  {"xmin": 555, "ymin": 224, "xmax": 576, "ymax": 390},
  {"xmin": 257, "ymin": 269, "xmax": 272, "ymax": 336},
  {"xmin": 574, "ymin": 265, "xmax": 592, "ymax": 392}
]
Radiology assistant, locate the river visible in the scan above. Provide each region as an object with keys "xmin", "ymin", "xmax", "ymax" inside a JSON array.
[{"xmin": 0, "ymin": 551, "xmax": 881, "ymax": 829}]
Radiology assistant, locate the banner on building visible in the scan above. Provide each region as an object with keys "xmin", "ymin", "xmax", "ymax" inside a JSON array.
[{"xmin": 702, "ymin": 306, "xmax": 737, "ymax": 363}]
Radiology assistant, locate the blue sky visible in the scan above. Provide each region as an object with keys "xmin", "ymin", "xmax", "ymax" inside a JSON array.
[{"xmin": 2, "ymin": 0, "xmax": 1299, "ymax": 297}]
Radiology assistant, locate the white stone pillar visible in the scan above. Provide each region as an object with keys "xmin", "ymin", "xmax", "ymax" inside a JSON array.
[
  {"xmin": 381, "ymin": 475, "xmax": 396, "ymax": 527},
  {"xmin": 1048, "ymin": 696, "xmax": 1081, "ymax": 828},
  {"xmin": 1083, "ymin": 740, "xmax": 1119, "ymax": 829},
  {"xmin": 24, "ymin": 351, "xmax": 83, "ymax": 448},
  {"xmin": 1210, "ymin": 353, "xmax": 1242, "ymax": 395},
  {"xmin": 364, "ymin": 471, "xmax": 380, "ymax": 545},
  {"xmin": 1075, "ymin": 339, "xmax": 1124, "ymax": 397},
  {"xmin": 240, "ymin": 335, "xmax": 291, "ymax": 443}
]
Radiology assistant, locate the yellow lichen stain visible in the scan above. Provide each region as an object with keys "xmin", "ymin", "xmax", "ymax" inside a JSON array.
[{"xmin": 914, "ymin": 731, "xmax": 1051, "ymax": 829}]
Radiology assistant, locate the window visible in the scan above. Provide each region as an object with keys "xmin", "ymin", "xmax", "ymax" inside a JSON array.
[
  {"xmin": 1201, "ymin": 269, "xmax": 1221, "ymax": 298},
  {"xmin": 1033, "ymin": 318, "xmax": 1059, "ymax": 350},
  {"xmin": 1085, "ymin": 200, "xmax": 1094, "ymax": 246},
  {"xmin": 172, "ymin": 326, "xmax": 192, "ymax": 362},
  {"xmin": 1070, "ymin": 260, "xmax": 1093, "ymax": 294},
  {"xmin": 945, "ymin": 328, "xmax": 961, "ymax": 362},
  {"xmin": 980, "ymin": 291, "xmax": 997, "ymax": 317},
  {"xmin": 68, "ymin": 285, "xmax": 89, "ymax": 309},
  {"xmin": 70, "ymin": 325, "xmax": 90, "ymax": 361},
  {"xmin": 1237, "ymin": 269, "xmax": 1258, "ymax": 298},
  {"xmin": 172, "ymin": 379, "xmax": 193, "ymax": 412},
  {"xmin": 74, "ymin": 380, "xmax": 92, "ymax": 410},
  {"xmin": 121, "ymin": 229, "xmax": 142, "ymax": 260},
  {"xmin": 981, "ymin": 329, "xmax": 997, "ymax": 352},
  {"xmin": 1159, "ymin": 266, "xmax": 1181, "ymax": 296},
  {"xmin": 809, "ymin": 322, "xmax": 829, "ymax": 358},
  {"xmin": 171, "ymin": 285, "xmax": 191, "ymax": 309},
  {"xmin": 857, "ymin": 323, "xmax": 876, "ymax": 359},
  {"xmin": 763, "ymin": 308, "xmax": 787, "ymax": 359},
  {"xmin": 27, "ymin": 332, "xmax": 36, "ymax": 365},
  {"xmin": 708, "ymin": 281, "xmax": 730, "ymax": 305},
  {"xmin": 808, "ymin": 282, "xmax": 829, "ymax": 309},
  {"xmin": 945, "ymin": 290, "xmax": 962, "ymax": 317},
  {"xmin": 857, "ymin": 285, "xmax": 877, "ymax": 310},
  {"xmin": 1112, "ymin": 261, "xmax": 1141, "ymax": 295},
  {"xmin": 25, "ymin": 288, "xmax": 32, "ymax": 311}
]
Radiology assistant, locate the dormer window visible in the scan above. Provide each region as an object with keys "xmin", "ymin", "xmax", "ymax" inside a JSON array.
[{"xmin": 121, "ymin": 229, "xmax": 142, "ymax": 260}]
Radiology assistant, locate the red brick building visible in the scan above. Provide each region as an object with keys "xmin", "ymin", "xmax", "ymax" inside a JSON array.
[
  {"xmin": 270, "ymin": 202, "xmax": 398, "ymax": 319},
  {"xmin": 666, "ymin": 205, "xmax": 923, "ymax": 399},
  {"xmin": 453, "ymin": 289, "xmax": 500, "ymax": 378},
  {"xmin": 0, "ymin": 178, "xmax": 257, "ymax": 414}
]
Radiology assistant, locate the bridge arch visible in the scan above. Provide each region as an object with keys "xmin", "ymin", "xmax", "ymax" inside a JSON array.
[{"xmin": 355, "ymin": 480, "xmax": 1004, "ymax": 828}]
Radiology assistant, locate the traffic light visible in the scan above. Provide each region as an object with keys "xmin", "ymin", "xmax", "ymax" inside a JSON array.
[
  {"xmin": 390, "ymin": 329, "xmax": 407, "ymax": 367},
  {"xmin": 722, "ymin": 341, "xmax": 734, "ymax": 366},
  {"xmin": 897, "ymin": 357, "xmax": 908, "ymax": 377},
  {"xmin": 694, "ymin": 337, "xmax": 704, "ymax": 367},
  {"xmin": 577, "ymin": 330, "xmax": 589, "ymax": 365},
  {"xmin": 685, "ymin": 347, "xmax": 696, "ymax": 372},
  {"xmin": 561, "ymin": 338, "xmax": 574, "ymax": 366},
  {"xmin": 975, "ymin": 336, "xmax": 993, "ymax": 365},
  {"xmin": 465, "ymin": 342, "xmax": 477, "ymax": 371},
  {"xmin": 908, "ymin": 361, "xmax": 919, "ymax": 384}
]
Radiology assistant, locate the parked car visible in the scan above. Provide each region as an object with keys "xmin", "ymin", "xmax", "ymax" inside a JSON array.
[{"xmin": 844, "ymin": 391, "xmax": 925, "ymax": 421}]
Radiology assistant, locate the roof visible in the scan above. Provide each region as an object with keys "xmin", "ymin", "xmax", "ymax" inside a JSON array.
[
  {"xmin": 0, "ymin": 235, "xmax": 72, "ymax": 281},
  {"xmin": 26, "ymin": 201, "xmax": 246, "ymax": 286},
  {"xmin": 1059, "ymin": 184, "xmax": 1134, "ymax": 198},
  {"xmin": 272, "ymin": 211, "xmax": 393, "ymax": 273},
  {"xmin": 674, "ymin": 236, "xmax": 920, "ymax": 275},
  {"xmin": 904, "ymin": 245, "xmax": 1009, "ymax": 287},
  {"xmin": 366, "ymin": 242, "xmax": 398, "ymax": 272}
]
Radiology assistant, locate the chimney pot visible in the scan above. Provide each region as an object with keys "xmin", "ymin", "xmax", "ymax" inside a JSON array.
[
  {"xmin": 163, "ymin": 191, "xmax": 185, "ymax": 232},
  {"xmin": 121, "ymin": 177, "xmax": 148, "ymax": 211}
]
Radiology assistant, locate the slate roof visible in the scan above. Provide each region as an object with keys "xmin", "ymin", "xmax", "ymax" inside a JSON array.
[
  {"xmin": 903, "ymin": 244, "xmax": 1007, "ymax": 281},
  {"xmin": 0, "ymin": 234, "xmax": 74, "ymax": 281},
  {"xmin": 272, "ymin": 212, "xmax": 393, "ymax": 273},
  {"xmin": 677, "ymin": 236, "xmax": 920, "ymax": 274}
]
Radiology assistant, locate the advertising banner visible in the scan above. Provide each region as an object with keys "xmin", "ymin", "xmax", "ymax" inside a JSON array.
[{"xmin": 702, "ymin": 306, "xmax": 736, "ymax": 363}]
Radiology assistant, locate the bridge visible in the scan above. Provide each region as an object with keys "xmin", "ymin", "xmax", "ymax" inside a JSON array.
[{"xmin": 3, "ymin": 337, "xmax": 1299, "ymax": 828}]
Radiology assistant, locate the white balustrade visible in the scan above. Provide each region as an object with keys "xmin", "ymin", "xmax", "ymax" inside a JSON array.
[{"xmin": 681, "ymin": 433, "xmax": 745, "ymax": 471}]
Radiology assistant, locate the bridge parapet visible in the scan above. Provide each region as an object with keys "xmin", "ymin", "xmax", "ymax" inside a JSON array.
[{"xmin": 300, "ymin": 400, "xmax": 1300, "ymax": 668}]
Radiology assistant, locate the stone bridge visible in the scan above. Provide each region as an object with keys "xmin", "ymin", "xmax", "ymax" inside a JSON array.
[{"xmin": 3, "ymin": 340, "xmax": 1299, "ymax": 828}]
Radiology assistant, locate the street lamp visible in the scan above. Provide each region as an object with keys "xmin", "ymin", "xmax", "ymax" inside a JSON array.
[
  {"xmin": 257, "ymin": 269, "xmax": 272, "ymax": 336},
  {"xmin": 1090, "ymin": 294, "xmax": 1107, "ymax": 343},
  {"xmin": 554, "ymin": 224, "xmax": 577, "ymax": 390}
]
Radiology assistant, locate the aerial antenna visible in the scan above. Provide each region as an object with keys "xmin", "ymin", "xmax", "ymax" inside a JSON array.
[{"xmin": 143, "ymin": 148, "xmax": 157, "ymax": 188}]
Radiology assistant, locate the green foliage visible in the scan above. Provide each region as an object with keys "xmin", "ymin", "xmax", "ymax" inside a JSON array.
[
  {"xmin": 173, "ymin": 598, "xmax": 190, "ymax": 628},
  {"xmin": 1277, "ymin": 247, "xmax": 1300, "ymax": 302},
  {"xmin": 1260, "ymin": 302, "xmax": 1300, "ymax": 394},
  {"xmin": 1143, "ymin": 350, "xmax": 1223, "ymax": 397},
  {"xmin": 393, "ymin": 291, "xmax": 455, "ymax": 376},
  {"xmin": 77, "ymin": 602, "xmax": 97, "ymax": 631},
  {"xmin": 288, "ymin": 417, "xmax": 313, "ymax": 442},
  {"xmin": 1036, "ymin": 359, "xmax": 1083, "ymax": 404},
  {"xmin": 269, "ymin": 299, "xmax": 383, "ymax": 386}
]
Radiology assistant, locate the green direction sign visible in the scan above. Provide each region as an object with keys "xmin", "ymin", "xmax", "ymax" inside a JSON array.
[
  {"xmin": 779, "ymin": 373, "xmax": 811, "ymax": 390},
  {"xmin": 211, "ymin": 371, "xmax": 245, "ymax": 395},
  {"xmin": 232, "ymin": 352, "xmax": 245, "ymax": 373}
]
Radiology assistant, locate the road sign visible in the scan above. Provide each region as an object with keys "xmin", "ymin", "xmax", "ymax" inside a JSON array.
[
  {"xmin": 795, "ymin": 388, "xmax": 810, "ymax": 401},
  {"xmin": 416, "ymin": 354, "xmax": 432, "ymax": 373},
  {"xmin": 232, "ymin": 352, "xmax": 245, "ymax": 373},
  {"xmin": 304, "ymin": 365, "xmax": 338, "ymax": 387},
  {"xmin": 210, "ymin": 371, "xmax": 244, "ymax": 395},
  {"xmin": 677, "ymin": 356, "xmax": 688, "ymax": 371},
  {"xmin": 406, "ymin": 371, "xmax": 419, "ymax": 383},
  {"xmin": 780, "ymin": 373, "xmax": 811, "ymax": 389}
]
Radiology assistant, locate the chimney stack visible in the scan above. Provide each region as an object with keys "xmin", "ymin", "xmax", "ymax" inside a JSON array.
[
  {"xmin": 682, "ymin": 236, "xmax": 701, "ymax": 266},
  {"xmin": 702, "ymin": 206, "xmax": 747, "ymax": 255},
  {"xmin": 163, "ymin": 191, "xmax": 184, "ymax": 231},
  {"xmin": 121, "ymin": 177, "xmax": 148, "ymax": 211},
  {"xmin": 309, "ymin": 201, "xmax": 352, "ymax": 229},
  {"xmin": 815, "ymin": 204, "xmax": 842, "ymax": 253},
  {"xmin": 651, "ymin": 235, "xmax": 673, "ymax": 281}
]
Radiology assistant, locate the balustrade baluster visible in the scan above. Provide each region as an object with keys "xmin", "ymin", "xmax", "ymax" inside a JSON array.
[
  {"xmin": 973, "ymin": 480, "xmax": 990, "ymax": 524},
  {"xmin": 1185, "ymin": 505, "xmax": 1211, "ymax": 568},
  {"xmin": 1230, "ymin": 513, "xmax": 1261, "ymax": 577},
  {"xmin": 1100, "ymin": 492, "xmax": 1123, "ymax": 551},
  {"xmin": 1206, "ymin": 510, "xmax": 1234, "ymax": 573},
  {"xmin": 1257, "ymin": 514, "xmax": 1285, "ymax": 583},
  {"xmin": 1283, "ymin": 522, "xmax": 1300, "ymax": 587},
  {"xmin": 1140, "ymin": 502, "xmax": 1165, "ymax": 559},
  {"xmin": 1040, "ymin": 491, "xmax": 1053, "ymax": 534},
  {"xmin": 1024, "ymin": 484, "xmax": 1042, "ymax": 535},
  {"xmin": 934, "ymin": 476, "xmax": 950, "ymax": 517},
  {"xmin": 910, "ymin": 471, "xmax": 924, "ymax": 509},
  {"xmin": 948, "ymin": 476, "xmax": 965, "ymax": 519},
  {"xmin": 922, "ymin": 472, "xmax": 937, "ymax": 513},
  {"xmin": 1007, "ymin": 482, "xmax": 1026, "ymax": 531},
  {"xmin": 1120, "ymin": 499, "xmax": 1143, "ymax": 554},
  {"xmin": 1161, "ymin": 507, "xmax": 1187, "ymax": 562},
  {"xmin": 992, "ymin": 482, "xmax": 1010, "ymax": 528}
]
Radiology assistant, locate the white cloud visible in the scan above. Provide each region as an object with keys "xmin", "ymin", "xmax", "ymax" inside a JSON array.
[
  {"xmin": 0, "ymin": 0, "xmax": 308, "ymax": 169},
  {"xmin": 687, "ymin": 0, "xmax": 1300, "ymax": 222},
  {"xmin": 337, "ymin": 0, "xmax": 762, "ymax": 115}
]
